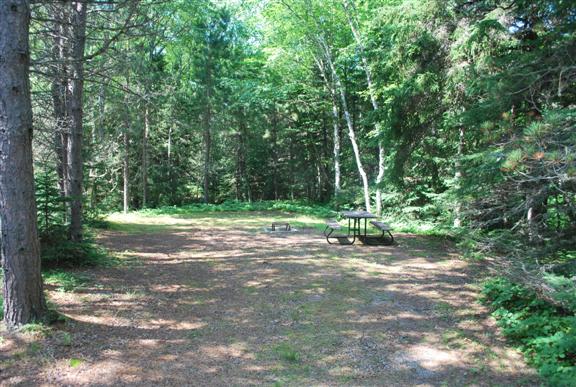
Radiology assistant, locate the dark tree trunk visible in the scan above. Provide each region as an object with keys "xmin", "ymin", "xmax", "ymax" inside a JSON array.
[
  {"xmin": 235, "ymin": 110, "xmax": 249, "ymax": 201},
  {"xmin": 66, "ymin": 1, "xmax": 87, "ymax": 242},
  {"xmin": 271, "ymin": 108, "xmax": 279, "ymax": 200},
  {"xmin": 123, "ymin": 92, "xmax": 131, "ymax": 214},
  {"xmin": 123, "ymin": 130, "xmax": 130, "ymax": 214},
  {"xmin": 49, "ymin": 2, "xmax": 69, "ymax": 221},
  {"xmin": 142, "ymin": 106, "xmax": 149, "ymax": 208},
  {"xmin": 0, "ymin": 0, "xmax": 47, "ymax": 329},
  {"xmin": 203, "ymin": 103, "xmax": 212, "ymax": 204}
]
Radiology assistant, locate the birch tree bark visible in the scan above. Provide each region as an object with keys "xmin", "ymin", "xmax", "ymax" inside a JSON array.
[
  {"xmin": 0, "ymin": 0, "xmax": 47, "ymax": 329},
  {"xmin": 317, "ymin": 36, "xmax": 371, "ymax": 212},
  {"xmin": 314, "ymin": 57, "xmax": 342, "ymax": 199},
  {"xmin": 343, "ymin": 0, "xmax": 385, "ymax": 215}
]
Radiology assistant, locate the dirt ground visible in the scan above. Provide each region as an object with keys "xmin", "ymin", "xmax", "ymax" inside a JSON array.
[{"xmin": 1, "ymin": 212, "xmax": 539, "ymax": 386}]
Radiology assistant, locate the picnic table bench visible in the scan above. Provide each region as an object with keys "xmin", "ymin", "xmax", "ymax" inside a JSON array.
[
  {"xmin": 323, "ymin": 219, "xmax": 353, "ymax": 245},
  {"xmin": 370, "ymin": 220, "xmax": 394, "ymax": 245}
]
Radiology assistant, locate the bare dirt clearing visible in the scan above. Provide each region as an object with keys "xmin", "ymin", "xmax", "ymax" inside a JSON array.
[{"xmin": 1, "ymin": 212, "xmax": 538, "ymax": 386}]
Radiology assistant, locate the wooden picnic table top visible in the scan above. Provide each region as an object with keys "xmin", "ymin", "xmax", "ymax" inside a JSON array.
[{"xmin": 341, "ymin": 210, "xmax": 378, "ymax": 219}]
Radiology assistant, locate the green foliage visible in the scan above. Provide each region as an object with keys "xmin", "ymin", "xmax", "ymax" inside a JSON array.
[
  {"xmin": 481, "ymin": 278, "xmax": 576, "ymax": 385},
  {"xmin": 35, "ymin": 168, "xmax": 66, "ymax": 235},
  {"xmin": 40, "ymin": 228, "xmax": 113, "ymax": 268},
  {"xmin": 137, "ymin": 200, "xmax": 337, "ymax": 219},
  {"xmin": 43, "ymin": 271, "xmax": 91, "ymax": 292},
  {"xmin": 69, "ymin": 358, "xmax": 84, "ymax": 368}
]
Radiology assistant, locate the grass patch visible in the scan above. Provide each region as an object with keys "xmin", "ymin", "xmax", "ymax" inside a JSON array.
[
  {"xmin": 44, "ymin": 270, "xmax": 91, "ymax": 292},
  {"xmin": 69, "ymin": 358, "xmax": 84, "ymax": 368},
  {"xmin": 274, "ymin": 342, "xmax": 301, "ymax": 362},
  {"xmin": 20, "ymin": 323, "xmax": 51, "ymax": 336}
]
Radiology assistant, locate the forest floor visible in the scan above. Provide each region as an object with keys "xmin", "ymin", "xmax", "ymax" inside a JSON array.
[{"xmin": 1, "ymin": 211, "xmax": 540, "ymax": 386}]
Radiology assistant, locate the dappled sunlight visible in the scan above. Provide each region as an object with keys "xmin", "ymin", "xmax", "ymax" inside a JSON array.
[{"xmin": 1, "ymin": 211, "xmax": 539, "ymax": 385}]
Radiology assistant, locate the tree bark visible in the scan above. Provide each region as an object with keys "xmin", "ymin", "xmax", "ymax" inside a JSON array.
[
  {"xmin": 235, "ymin": 110, "xmax": 250, "ymax": 202},
  {"xmin": 202, "ymin": 49, "xmax": 212, "ymax": 204},
  {"xmin": 271, "ymin": 108, "xmax": 279, "ymax": 200},
  {"xmin": 202, "ymin": 103, "xmax": 212, "ymax": 204},
  {"xmin": 453, "ymin": 127, "xmax": 464, "ymax": 227},
  {"xmin": 343, "ymin": 0, "xmax": 385, "ymax": 215},
  {"xmin": 0, "ymin": 0, "xmax": 47, "ymax": 329},
  {"xmin": 49, "ymin": 2, "xmax": 69, "ymax": 221},
  {"xmin": 318, "ymin": 37, "xmax": 371, "ymax": 212},
  {"xmin": 314, "ymin": 57, "xmax": 342, "ymax": 200},
  {"xmin": 167, "ymin": 126, "xmax": 175, "ymax": 205},
  {"xmin": 123, "ymin": 130, "xmax": 130, "ymax": 214},
  {"xmin": 142, "ymin": 105, "xmax": 149, "ymax": 208},
  {"xmin": 66, "ymin": 1, "xmax": 87, "ymax": 242}
]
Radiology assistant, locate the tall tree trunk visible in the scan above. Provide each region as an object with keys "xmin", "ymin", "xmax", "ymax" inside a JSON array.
[
  {"xmin": 235, "ymin": 110, "xmax": 249, "ymax": 201},
  {"xmin": 167, "ymin": 126, "xmax": 174, "ymax": 204},
  {"xmin": 453, "ymin": 127, "xmax": 464, "ymax": 227},
  {"xmin": 314, "ymin": 58, "xmax": 342, "ymax": 200},
  {"xmin": 66, "ymin": 1, "xmax": 87, "ymax": 242},
  {"xmin": 97, "ymin": 83, "xmax": 105, "ymax": 142},
  {"xmin": 318, "ymin": 37, "xmax": 371, "ymax": 212},
  {"xmin": 202, "ymin": 51, "xmax": 212, "ymax": 204},
  {"xmin": 50, "ymin": 2, "xmax": 69, "ymax": 222},
  {"xmin": 0, "ymin": 0, "xmax": 47, "ymax": 329},
  {"xmin": 142, "ymin": 105, "xmax": 149, "ymax": 208},
  {"xmin": 123, "ymin": 130, "xmax": 130, "ymax": 214},
  {"xmin": 343, "ymin": 0, "xmax": 385, "ymax": 215},
  {"xmin": 271, "ymin": 108, "xmax": 279, "ymax": 200},
  {"xmin": 203, "ymin": 104, "xmax": 212, "ymax": 204}
]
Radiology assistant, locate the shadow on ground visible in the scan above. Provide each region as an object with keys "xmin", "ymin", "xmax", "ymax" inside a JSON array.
[{"xmin": 0, "ymin": 213, "xmax": 539, "ymax": 386}]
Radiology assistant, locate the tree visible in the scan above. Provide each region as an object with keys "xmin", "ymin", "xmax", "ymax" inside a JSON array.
[
  {"xmin": 0, "ymin": 0, "xmax": 47, "ymax": 328},
  {"xmin": 342, "ymin": 0, "xmax": 386, "ymax": 215}
]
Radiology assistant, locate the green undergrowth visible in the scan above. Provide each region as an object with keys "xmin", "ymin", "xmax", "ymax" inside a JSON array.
[
  {"xmin": 43, "ymin": 271, "xmax": 92, "ymax": 292},
  {"xmin": 41, "ymin": 226, "xmax": 116, "ymax": 268},
  {"xmin": 481, "ymin": 278, "xmax": 576, "ymax": 386},
  {"xmin": 112, "ymin": 200, "xmax": 456, "ymax": 237},
  {"xmin": 136, "ymin": 200, "xmax": 337, "ymax": 218},
  {"xmin": 380, "ymin": 214, "xmax": 454, "ymax": 238}
]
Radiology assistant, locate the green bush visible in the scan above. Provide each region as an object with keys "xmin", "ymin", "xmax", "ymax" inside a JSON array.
[
  {"xmin": 40, "ymin": 226, "xmax": 112, "ymax": 268},
  {"xmin": 481, "ymin": 278, "xmax": 576, "ymax": 386}
]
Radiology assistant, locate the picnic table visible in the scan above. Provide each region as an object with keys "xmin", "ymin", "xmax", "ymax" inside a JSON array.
[
  {"xmin": 341, "ymin": 210, "xmax": 378, "ymax": 242},
  {"xmin": 324, "ymin": 210, "xmax": 394, "ymax": 245}
]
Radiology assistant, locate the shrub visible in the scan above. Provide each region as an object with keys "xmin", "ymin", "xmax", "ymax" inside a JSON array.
[
  {"xmin": 481, "ymin": 278, "xmax": 576, "ymax": 386},
  {"xmin": 40, "ymin": 226, "xmax": 112, "ymax": 268}
]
